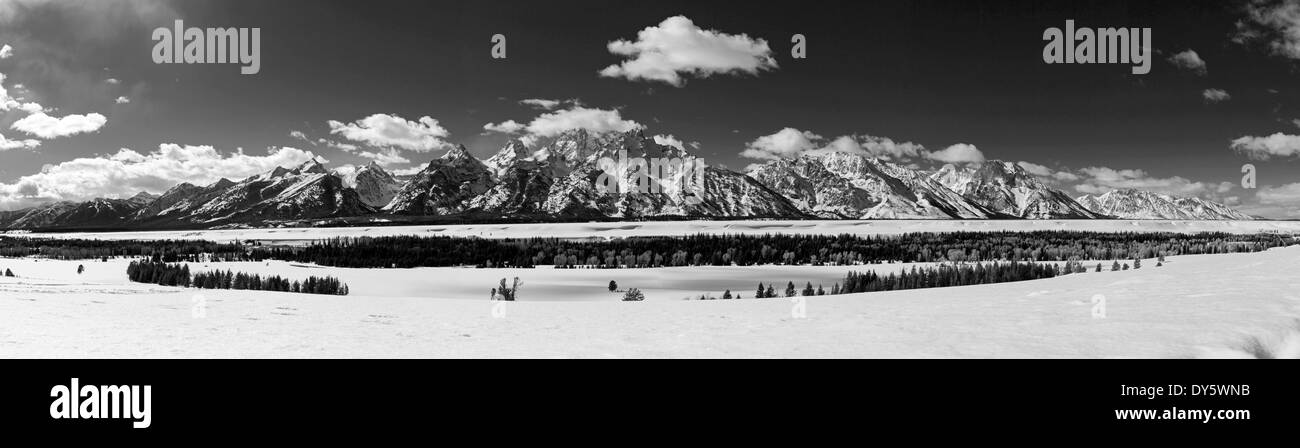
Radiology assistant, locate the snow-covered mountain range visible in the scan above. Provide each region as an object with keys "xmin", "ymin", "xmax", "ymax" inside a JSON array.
[
  {"xmin": 1075, "ymin": 189, "xmax": 1254, "ymax": 220},
  {"xmin": 0, "ymin": 130, "xmax": 1257, "ymax": 230},
  {"xmin": 931, "ymin": 161, "xmax": 1104, "ymax": 219}
]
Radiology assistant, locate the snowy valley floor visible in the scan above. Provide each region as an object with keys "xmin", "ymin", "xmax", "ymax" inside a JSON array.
[
  {"xmin": 18, "ymin": 219, "xmax": 1300, "ymax": 243},
  {"xmin": 1, "ymin": 246, "xmax": 1299, "ymax": 358}
]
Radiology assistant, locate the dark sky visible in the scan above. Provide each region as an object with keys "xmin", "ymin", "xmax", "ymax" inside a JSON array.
[{"xmin": 1, "ymin": 0, "xmax": 1298, "ymax": 217}]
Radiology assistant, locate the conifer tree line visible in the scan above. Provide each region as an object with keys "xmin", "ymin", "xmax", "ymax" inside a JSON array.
[
  {"xmin": 3, "ymin": 231, "xmax": 1294, "ymax": 271},
  {"xmin": 0, "ymin": 237, "xmax": 262, "ymax": 262},
  {"xmin": 126, "ymin": 260, "xmax": 349, "ymax": 295},
  {"xmin": 238, "ymin": 231, "xmax": 1293, "ymax": 269},
  {"xmin": 746, "ymin": 260, "xmax": 1070, "ymax": 299}
]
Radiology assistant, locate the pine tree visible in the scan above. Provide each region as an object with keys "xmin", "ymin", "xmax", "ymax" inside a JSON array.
[
  {"xmin": 1096, "ymin": 263, "xmax": 1102, "ymax": 272},
  {"xmin": 608, "ymin": 280, "xmax": 618, "ymax": 292},
  {"xmin": 1112, "ymin": 261, "xmax": 1121, "ymax": 271},
  {"xmin": 722, "ymin": 289, "xmax": 732, "ymax": 300},
  {"xmin": 756, "ymin": 283, "xmax": 766, "ymax": 299},
  {"xmin": 77, "ymin": 265, "xmax": 84, "ymax": 275},
  {"xmin": 785, "ymin": 281, "xmax": 796, "ymax": 297},
  {"xmin": 816, "ymin": 285, "xmax": 825, "ymax": 295},
  {"xmin": 765, "ymin": 285, "xmax": 775, "ymax": 298},
  {"xmin": 1133, "ymin": 258, "xmax": 1141, "ymax": 269},
  {"xmin": 6, "ymin": 268, "xmax": 14, "ymax": 277},
  {"xmin": 802, "ymin": 282, "xmax": 814, "ymax": 296}
]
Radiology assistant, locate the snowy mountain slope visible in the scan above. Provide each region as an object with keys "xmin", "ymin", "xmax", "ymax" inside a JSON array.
[
  {"xmin": 46, "ymin": 198, "xmax": 147, "ymax": 228},
  {"xmin": 134, "ymin": 179, "xmax": 235, "ymax": 223},
  {"xmin": 348, "ymin": 162, "xmax": 403, "ymax": 208},
  {"xmin": 1, "ymin": 199, "xmax": 145, "ymax": 229},
  {"xmin": 383, "ymin": 145, "xmax": 496, "ymax": 214},
  {"xmin": 382, "ymin": 129, "xmax": 803, "ymax": 219},
  {"xmin": 0, "ymin": 128, "xmax": 1265, "ymax": 228},
  {"xmin": 185, "ymin": 159, "xmax": 373, "ymax": 224},
  {"xmin": 1076, "ymin": 189, "xmax": 1253, "ymax": 220},
  {"xmin": 535, "ymin": 130, "xmax": 804, "ymax": 218},
  {"xmin": 747, "ymin": 152, "xmax": 992, "ymax": 219},
  {"xmin": 130, "ymin": 158, "xmax": 373, "ymax": 226},
  {"xmin": 932, "ymin": 161, "xmax": 1104, "ymax": 219},
  {"xmin": 2, "ymin": 202, "xmax": 93, "ymax": 229}
]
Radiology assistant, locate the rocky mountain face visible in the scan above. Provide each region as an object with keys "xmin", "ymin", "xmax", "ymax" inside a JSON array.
[
  {"xmin": 174, "ymin": 158, "xmax": 373, "ymax": 225},
  {"xmin": 931, "ymin": 161, "xmax": 1104, "ymax": 219},
  {"xmin": 1076, "ymin": 189, "xmax": 1254, "ymax": 220},
  {"xmin": 387, "ymin": 130, "xmax": 805, "ymax": 219},
  {"xmin": 747, "ymin": 152, "xmax": 994, "ymax": 219},
  {"xmin": 24, "ymin": 158, "xmax": 375, "ymax": 230},
  {"xmin": 0, "ymin": 130, "xmax": 1260, "ymax": 230},
  {"xmin": 384, "ymin": 145, "xmax": 496, "ymax": 214},
  {"xmin": 347, "ymin": 162, "xmax": 403, "ymax": 208},
  {"xmin": 0, "ymin": 200, "xmax": 133, "ymax": 229}
]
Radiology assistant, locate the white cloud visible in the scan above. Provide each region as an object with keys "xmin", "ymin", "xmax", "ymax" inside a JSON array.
[
  {"xmin": 0, "ymin": 73, "xmax": 42, "ymax": 112},
  {"xmin": 524, "ymin": 106, "xmax": 643, "ymax": 137},
  {"xmin": 856, "ymin": 135, "xmax": 925, "ymax": 159},
  {"xmin": 389, "ymin": 166, "xmax": 426, "ymax": 177},
  {"xmin": 520, "ymin": 99, "xmax": 561, "ymax": 109},
  {"xmin": 114, "ymin": 95, "xmax": 130, "ymax": 104},
  {"xmin": 0, "ymin": 144, "xmax": 317, "ymax": 210},
  {"xmin": 1053, "ymin": 171, "xmax": 1081, "ymax": 182},
  {"xmin": 327, "ymin": 113, "xmax": 452, "ymax": 152},
  {"xmin": 11, "ymin": 111, "xmax": 107, "ymax": 138},
  {"xmin": 318, "ymin": 138, "xmax": 358, "ymax": 152},
  {"xmin": 0, "ymin": 132, "xmax": 39, "ymax": 151},
  {"xmin": 741, "ymin": 128, "xmax": 933, "ymax": 162},
  {"xmin": 809, "ymin": 134, "xmax": 927, "ymax": 160},
  {"xmin": 483, "ymin": 120, "xmax": 526, "ymax": 134},
  {"xmin": 1016, "ymin": 161, "xmax": 1054, "ymax": 177},
  {"xmin": 1074, "ymin": 166, "xmax": 1233, "ymax": 199},
  {"xmin": 355, "ymin": 148, "xmax": 410, "ymax": 167},
  {"xmin": 332, "ymin": 164, "xmax": 359, "ymax": 187},
  {"xmin": 290, "ymin": 131, "xmax": 360, "ymax": 153},
  {"xmin": 1230, "ymin": 132, "xmax": 1300, "ymax": 160},
  {"xmin": 599, "ymin": 15, "xmax": 778, "ymax": 86},
  {"xmin": 1244, "ymin": 182, "xmax": 1300, "ymax": 218},
  {"xmin": 1202, "ymin": 88, "xmax": 1231, "ymax": 103},
  {"xmin": 1167, "ymin": 49, "xmax": 1207, "ymax": 75},
  {"xmin": 1016, "ymin": 161, "xmax": 1081, "ymax": 183},
  {"xmin": 1235, "ymin": 0, "xmax": 1300, "ymax": 59},
  {"xmin": 653, "ymin": 134, "xmax": 686, "ymax": 150},
  {"xmin": 0, "ymin": 44, "xmax": 12, "ymax": 59},
  {"xmin": 924, "ymin": 143, "xmax": 986, "ymax": 164},
  {"xmin": 519, "ymin": 98, "xmax": 583, "ymax": 110},
  {"xmin": 740, "ymin": 127, "xmax": 822, "ymax": 160}
]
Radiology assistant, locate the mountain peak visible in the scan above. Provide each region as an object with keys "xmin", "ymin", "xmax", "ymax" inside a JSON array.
[
  {"xmin": 440, "ymin": 144, "xmax": 475, "ymax": 162},
  {"xmin": 295, "ymin": 157, "xmax": 329, "ymax": 175},
  {"xmin": 210, "ymin": 178, "xmax": 235, "ymax": 189},
  {"xmin": 127, "ymin": 191, "xmax": 159, "ymax": 205},
  {"xmin": 1077, "ymin": 189, "xmax": 1252, "ymax": 220}
]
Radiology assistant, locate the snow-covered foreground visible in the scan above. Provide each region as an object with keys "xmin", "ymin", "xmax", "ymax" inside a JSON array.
[
  {"xmin": 15, "ymin": 219, "xmax": 1300, "ymax": 243},
  {"xmin": 2, "ymin": 246, "xmax": 1299, "ymax": 358}
]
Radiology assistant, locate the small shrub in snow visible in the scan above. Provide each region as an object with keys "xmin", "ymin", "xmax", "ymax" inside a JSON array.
[{"xmin": 623, "ymin": 288, "xmax": 645, "ymax": 301}]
